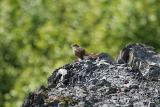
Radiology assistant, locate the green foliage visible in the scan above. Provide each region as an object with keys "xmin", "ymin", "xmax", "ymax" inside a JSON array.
[{"xmin": 0, "ymin": 0, "xmax": 160, "ymax": 106}]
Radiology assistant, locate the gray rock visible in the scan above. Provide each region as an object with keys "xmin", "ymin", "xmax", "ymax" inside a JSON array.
[{"xmin": 22, "ymin": 43, "xmax": 160, "ymax": 107}]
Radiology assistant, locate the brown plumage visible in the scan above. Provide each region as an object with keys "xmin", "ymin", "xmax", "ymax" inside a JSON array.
[
  {"xmin": 71, "ymin": 44, "xmax": 98, "ymax": 60},
  {"xmin": 71, "ymin": 44, "xmax": 86, "ymax": 60}
]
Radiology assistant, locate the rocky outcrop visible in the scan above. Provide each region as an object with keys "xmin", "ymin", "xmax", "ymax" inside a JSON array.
[{"xmin": 22, "ymin": 43, "xmax": 160, "ymax": 107}]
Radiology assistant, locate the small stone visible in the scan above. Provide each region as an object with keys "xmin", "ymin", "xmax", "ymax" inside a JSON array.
[
  {"xmin": 148, "ymin": 102, "xmax": 156, "ymax": 107},
  {"xmin": 107, "ymin": 87, "xmax": 118, "ymax": 94}
]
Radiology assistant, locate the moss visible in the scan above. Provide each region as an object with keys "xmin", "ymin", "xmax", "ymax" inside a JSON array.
[
  {"xmin": 58, "ymin": 96, "xmax": 78, "ymax": 106},
  {"xmin": 46, "ymin": 96, "xmax": 78, "ymax": 106}
]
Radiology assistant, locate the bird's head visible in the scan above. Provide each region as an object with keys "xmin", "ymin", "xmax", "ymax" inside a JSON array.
[{"xmin": 71, "ymin": 44, "xmax": 80, "ymax": 48}]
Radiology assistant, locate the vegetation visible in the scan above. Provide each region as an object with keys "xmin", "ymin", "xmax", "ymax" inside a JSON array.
[{"xmin": 0, "ymin": 0, "xmax": 160, "ymax": 106}]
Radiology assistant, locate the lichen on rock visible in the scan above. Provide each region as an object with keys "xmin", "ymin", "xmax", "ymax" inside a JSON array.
[{"xmin": 22, "ymin": 43, "xmax": 160, "ymax": 107}]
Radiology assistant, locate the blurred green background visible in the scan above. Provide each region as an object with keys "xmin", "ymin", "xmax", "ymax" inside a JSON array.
[{"xmin": 0, "ymin": 0, "xmax": 160, "ymax": 106}]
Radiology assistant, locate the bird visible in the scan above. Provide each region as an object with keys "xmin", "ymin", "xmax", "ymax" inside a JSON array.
[
  {"xmin": 71, "ymin": 44, "xmax": 86, "ymax": 60},
  {"xmin": 71, "ymin": 44, "xmax": 98, "ymax": 60}
]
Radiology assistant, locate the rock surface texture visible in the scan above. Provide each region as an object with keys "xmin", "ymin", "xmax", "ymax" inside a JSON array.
[{"xmin": 22, "ymin": 43, "xmax": 160, "ymax": 107}]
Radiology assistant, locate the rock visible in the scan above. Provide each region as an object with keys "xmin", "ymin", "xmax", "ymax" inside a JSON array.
[
  {"xmin": 116, "ymin": 43, "xmax": 160, "ymax": 80},
  {"xmin": 148, "ymin": 102, "xmax": 156, "ymax": 107},
  {"xmin": 144, "ymin": 65, "xmax": 160, "ymax": 81},
  {"xmin": 22, "ymin": 43, "xmax": 160, "ymax": 107},
  {"xmin": 97, "ymin": 53, "xmax": 115, "ymax": 64},
  {"xmin": 22, "ymin": 92, "xmax": 44, "ymax": 107}
]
